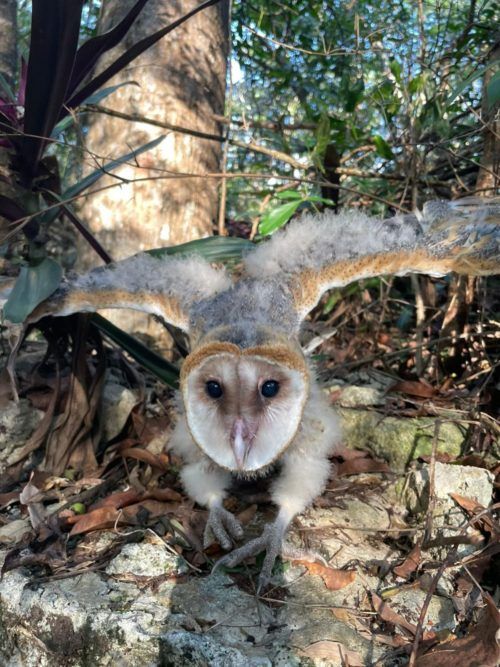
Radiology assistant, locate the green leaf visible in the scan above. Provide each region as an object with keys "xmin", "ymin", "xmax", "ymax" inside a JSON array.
[
  {"xmin": 147, "ymin": 236, "xmax": 254, "ymax": 264},
  {"xmin": 275, "ymin": 190, "xmax": 303, "ymax": 200},
  {"xmin": 345, "ymin": 78, "xmax": 364, "ymax": 112},
  {"xmin": 3, "ymin": 258, "xmax": 63, "ymax": 323},
  {"xmin": 304, "ymin": 195, "xmax": 334, "ymax": 205},
  {"xmin": 487, "ymin": 71, "xmax": 500, "ymax": 108},
  {"xmin": 312, "ymin": 113, "xmax": 332, "ymax": 170},
  {"xmin": 91, "ymin": 314, "xmax": 179, "ymax": 388},
  {"xmin": 389, "ymin": 59, "xmax": 402, "ymax": 83},
  {"xmin": 258, "ymin": 200, "xmax": 302, "ymax": 236},
  {"xmin": 373, "ymin": 135, "xmax": 394, "ymax": 160},
  {"xmin": 63, "ymin": 135, "xmax": 165, "ymax": 201}
]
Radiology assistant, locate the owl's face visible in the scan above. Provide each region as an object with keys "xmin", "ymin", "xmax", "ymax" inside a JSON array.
[{"xmin": 182, "ymin": 351, "xmax": 309, "ymax": 472}]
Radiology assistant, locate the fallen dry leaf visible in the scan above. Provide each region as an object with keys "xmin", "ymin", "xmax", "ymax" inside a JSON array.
[
  {"xmin": 236, "ymin": 504, "xmax": 258, "ymax": 526},
  {"xmin": 297, "ymin": 640, "xmax": 363, "ymax": 666},
  {"xmin": 120, "ymin": 447, "xmax": 169, "ymax": 470},
  {"xmin": 337, "ymin": 456, "xmax": 391, "ymax": 476},
  {"xmin": 449, "ymin": 493, "xmax": 496, "ymax": 534},
  {"xmin": 371, "ymin": 592, "xmax": 436, "ymax": 641},
  {"xmin": 121, "ymin": 499, "xmax": 177, "ymax": 521},
  {"xmin": 295, "ymin": 561, "xmax": 356, "ymax": 590},
  {"xmin": 393, "ymin": 543, "xmax": 422, "ymax": 579},
  {"xmin": 19, "ymin": 475, "xmax": 46, "ymax": 531},
  {"xmin": 391, "ymin": 379, "xmax": 435, "ymax": 398},
  {"xmin": 68, "ymin": 507, "xmax": 123, "ymax": 535},
  {"xmin": 90, "ymin": 488, "xmax": 143, "ymax": 511},
  {"xmin": 416, "ymin": 594, "xmax": 500, "ymax": 666},
  {"xmin": 149, "ymin": 487, "xmax": 182, "ymax": 503}
]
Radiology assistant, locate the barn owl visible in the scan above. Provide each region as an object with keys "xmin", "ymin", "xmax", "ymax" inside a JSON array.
[{"xmin": 9, "ymin": 198, "xmax": 500, "ymax": 587}]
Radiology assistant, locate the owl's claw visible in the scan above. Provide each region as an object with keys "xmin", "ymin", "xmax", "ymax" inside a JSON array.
[
  {"xmin": 211, "ymin": 522, "xmax": 284, "ymax": 591},
  {"xmin": 204, "ymin": 505, "xmax": 244, "ymax": 550},
  {"xmin": 212, "ymin": 521, "xmax": 329, "ymax": 591}
]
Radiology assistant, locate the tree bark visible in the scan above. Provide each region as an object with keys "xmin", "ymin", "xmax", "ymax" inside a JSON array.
[
  {"xmin": 0, "ymin": 0, "xmax": 17, "ymax": 90},
  {"xmin": 475, "ymin": 45, "xmax": 499, "ymax": 194},
  {"xmin": 80, "ymin": 0, "xmax": 229, "ymax": 261}
]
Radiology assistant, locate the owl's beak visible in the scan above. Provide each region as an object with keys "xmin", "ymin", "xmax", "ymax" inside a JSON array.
[{"xmin": 230, "ymin": 417, "xmax": 255, "ymax": 469}]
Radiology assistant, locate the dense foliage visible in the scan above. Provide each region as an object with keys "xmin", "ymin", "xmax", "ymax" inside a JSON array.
[{"xmin": 227, "ymin": 0, "xmax": 498, "ymax": 224}]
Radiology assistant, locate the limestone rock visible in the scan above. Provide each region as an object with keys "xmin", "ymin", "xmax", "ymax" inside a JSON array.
[
  {"xmin": 338, "ymin": 408, "xmax": 466, "ymax": 471},
  {"xmin": 100, "ymin": 381, "xmax": 138, "ymax": 442},
  {"xmin": 0, "ymin": 399, "xmax": 43, "ymax": 473}
]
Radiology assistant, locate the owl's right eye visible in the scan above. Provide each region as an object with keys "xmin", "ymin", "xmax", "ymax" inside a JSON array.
[{"xmin": 205, "ymin": 380, "xmax": 223, "ymax": 399}]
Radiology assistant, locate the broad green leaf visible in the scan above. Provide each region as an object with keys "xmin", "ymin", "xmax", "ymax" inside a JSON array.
[
  {"xmin": 63, "ymin": 135, "xmax": 165, "ymax": 201},
  {"xmin": 3, "ymin": 257, "xmax": 63, "ymax": 323},
  {"xmin": 258, "ymin": 200, "xmax": 302, "ymax": 236},
  {"xmin": 304, "ymin": 195, "xmax": 334, "ymax": 205},
  {"xmin": 275, "ymin": 190, "xmax": 303, "ymax": 200},
  {"xmin": 91, "ymin": 314, "xmax": 179, "ymax": 388},
  {"xmin": 373, "ymin": 135, "xmax": 394, "ymax": 160},
  {"xmin": 487, "ymin": 71, "xmax": 500, "ymax": 108},
  {"xmin": 147, "ymin": 236, "xmax": 254, "ymax": 263}
]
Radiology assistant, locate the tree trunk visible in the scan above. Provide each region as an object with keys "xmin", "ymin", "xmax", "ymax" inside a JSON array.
[
  {"xmin": 77, "ymin": 0, "xmax": 229, "ymax": 350},
  {"xmin": 0, "ymin": 0, "xmax": 17, "ymax": 90},
  {"xmin": 0, "ymin": 0, "xmax": 17, "ymax": 245},
  {"xmin": 475, "ymin": 45, "xmax": 499, "ymax": 195},
  {"xmin": 80, "ymin": 0, "xmax": 229, "ymax": 261}
]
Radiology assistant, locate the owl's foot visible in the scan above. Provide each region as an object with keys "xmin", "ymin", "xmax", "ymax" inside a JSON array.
[
  {"xmin": 212, "ymin": 520, "xmax": 327, "ymax": 591},
  {"xmin": 204, "ymin": 505, "xmax": 244, "ymax": 550},
  {"xmin": 211, "ymin": 522, "xmax": 280, "ymax": 590}
]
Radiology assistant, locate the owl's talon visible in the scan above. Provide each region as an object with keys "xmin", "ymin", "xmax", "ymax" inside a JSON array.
[
  {"xmin": 204, "ymin": 505, "xmax": 243, "ymax": 550},
  {"xmin": 211, "ymin": 521, "xmax": 286, "ymax": 584}
]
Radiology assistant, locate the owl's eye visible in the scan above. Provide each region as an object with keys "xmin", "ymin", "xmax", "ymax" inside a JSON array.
[
  {"xmin": 206, "ymin": 380, "xmax": 223, "ymax": 399},
  {"xmin": 261, "ymin": 380, "xmax": 280, "ymax": 398}
]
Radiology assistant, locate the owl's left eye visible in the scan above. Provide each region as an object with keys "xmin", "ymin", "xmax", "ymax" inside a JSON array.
[
  {"xmin": 206, "ymin": 380, "xmax": 223, "ymax": 399},
  {"xmin": 261, "ymin": 380, "xmax": 280, "ymax": 398}
]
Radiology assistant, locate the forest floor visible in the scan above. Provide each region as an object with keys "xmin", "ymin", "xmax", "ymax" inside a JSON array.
[{"xmin": 0, "ymin": 289, "xmax": 499, "ymax": 666}]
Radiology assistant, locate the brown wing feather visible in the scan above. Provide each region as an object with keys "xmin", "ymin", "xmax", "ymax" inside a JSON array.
[
  {"xmin": 21, "ymin": 252, "xmax": 232, "ymax": 332},
  {"xmin": 244, "ymin": 198, "xmax": 500, "ymax": 319}
]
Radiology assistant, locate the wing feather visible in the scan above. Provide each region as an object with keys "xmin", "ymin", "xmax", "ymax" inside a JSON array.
[
  {"xmin": 25, "ymin": 252, "xmax": 232, "ymax": 332},
  {"xmin": 244, "ymin": 198, "xmax": 500, "ymax": 319}
]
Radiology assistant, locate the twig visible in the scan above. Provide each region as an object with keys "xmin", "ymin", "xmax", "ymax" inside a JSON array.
[{"xmin": 422, "ymin": 420, "xmax": 442, "ymax": 547}]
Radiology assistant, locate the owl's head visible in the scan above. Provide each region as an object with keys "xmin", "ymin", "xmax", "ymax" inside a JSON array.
[{"xmin": 180, "ymin": 341, "xmax": 309, "ymax": 472}]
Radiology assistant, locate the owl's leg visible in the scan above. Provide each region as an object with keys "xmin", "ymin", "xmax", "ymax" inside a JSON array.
[
  {"xmin": 213, "ymin": 448, "xmax": 332, "ymax": 589},
  {"xmin": 180, "ymin": 460, "xmax": 243, "ymax": 549}
]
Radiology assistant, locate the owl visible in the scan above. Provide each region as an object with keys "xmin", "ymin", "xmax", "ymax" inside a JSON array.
[{"xmin": 9, "ymin": 198, "xmax": 500, "ymax": 587}]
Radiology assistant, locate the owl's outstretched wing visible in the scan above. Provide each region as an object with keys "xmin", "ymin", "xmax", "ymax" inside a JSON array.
[
  {"xmin": 24, "ymin": 252, "xmax": 232, "ymax": 332},
  {"xmin": 244, "ymin": 198, "xmax": 500, "ymax": 319}
]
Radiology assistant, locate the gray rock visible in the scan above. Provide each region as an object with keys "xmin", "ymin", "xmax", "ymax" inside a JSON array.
[
  {"xmin": 338, "ymin": 408, "xmax": 466, "ymax": 471},
  {"xmin": 0, "ymin": 399, "xmax": 43, "ymax": 473},
  {"xmin": 404, "ymin": 461, "xmax": 494, "ymax": 557},
  {"xmin": 100, "ymin": 381, "xmax": 138, "ymax": 442}
]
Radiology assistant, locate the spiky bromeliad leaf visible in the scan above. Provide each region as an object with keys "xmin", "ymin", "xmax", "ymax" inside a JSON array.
[
  {"xmin": 67, "ymin": 0, "xmax": 150, "ymax": 97},
  {"xmin": 21, "ymin": 0, "xmax": 84, "ymax": 174},
  {"xmin": 66, "ymin": 0, "xmax": 223, "ymax": 110},
  {"xmin": 147, "ymin": 235, "xmax": 254, "ymax": 263},
  {"xmin": 3, "ymin": 258, "xmax": 63, "ymax": 323},
  {"xmin": 91, "ymin": 314, "xmax": 180, "ymax": 388}
]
